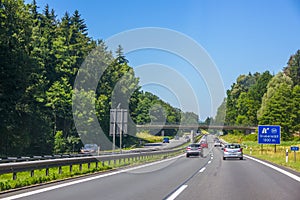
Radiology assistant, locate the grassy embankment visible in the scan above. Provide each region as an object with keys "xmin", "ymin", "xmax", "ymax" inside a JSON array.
[
  {"xmin": 220, "ymin": 133, "xmax": 300, "ymax": 172},
  {"xmin": 136, "ymin": 132, "xmax": 164, "ymax": 143}
]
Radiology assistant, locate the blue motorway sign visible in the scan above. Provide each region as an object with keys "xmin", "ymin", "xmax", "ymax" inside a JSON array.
[
  {"xmin": 258, "ymin": 125, "xmax": 281, "ymax": 144},
  {"xmin": 291, "ymin": 146, "xmax": 299, "ymax": 151}
]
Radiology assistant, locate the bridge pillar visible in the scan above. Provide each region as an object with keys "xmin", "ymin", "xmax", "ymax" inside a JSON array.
[{"xmin": 191, "ymin": 130, "xmax": 194, "ymax": 143}]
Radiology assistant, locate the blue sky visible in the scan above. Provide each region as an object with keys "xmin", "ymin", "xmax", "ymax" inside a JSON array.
[{"xmin": 29, "ymin": 0, "xmax": 300, "ymax": 120}]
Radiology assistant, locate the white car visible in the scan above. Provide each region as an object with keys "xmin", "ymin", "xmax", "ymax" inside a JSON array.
[
  {"xmin": 80, "ymin": 144, "xmax": 99, "ymax": 154},
  {"xmin": 223, "ymin": 143, "xmax": 243, "ymax": 160},
  {"xmin": 214, "ymin": 140, "xmax": 222, "ymax": 147}
]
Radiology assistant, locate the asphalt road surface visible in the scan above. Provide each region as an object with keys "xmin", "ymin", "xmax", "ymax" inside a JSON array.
[{"xmin": 2, "ymin": 135, "xmax": 300, "ymax": 200}]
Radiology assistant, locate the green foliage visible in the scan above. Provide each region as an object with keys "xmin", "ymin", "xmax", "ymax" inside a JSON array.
[
  {"xmin": 291, "ymin": 85, "xmax": 300, "ymax": 136},
  {"xmin": 0, "ymin": 1, "xmax": 188, "ymax": 156},
  {"xmin": 219, "ymin": 71, "xmax": 273, "ymax": 128},
  {"xmin": 54, "ymin": 131, "xmax": 66, "ymax": 154},
  {"xmin": 284, "ymin": 50, "xmax": 300, "ymax": 86},
  {"xmin": 258, "ymin": 73, "xmax": 294, "ymax": 140},
  {"xmin": 214, "ymin": 98, "xmax": 226, "ymax": 125}
]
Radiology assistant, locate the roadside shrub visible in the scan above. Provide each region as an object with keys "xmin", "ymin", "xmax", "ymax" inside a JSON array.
[{"xmin": 244, "ymin": 133, "xmax": 257, "ymax": 141}]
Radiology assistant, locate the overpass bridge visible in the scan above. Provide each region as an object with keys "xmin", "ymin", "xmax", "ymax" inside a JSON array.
[{"xmin": 136, "ymin": 124, "xmax": 257, "ymax": 131}]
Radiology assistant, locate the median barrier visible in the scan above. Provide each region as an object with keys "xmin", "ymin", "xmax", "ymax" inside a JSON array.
[{"xmin": 0, "ymin": 147, "xmax": 185, "ymax": 180}]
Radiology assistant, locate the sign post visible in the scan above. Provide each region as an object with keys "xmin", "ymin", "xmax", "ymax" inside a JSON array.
[
  {"xmin": 110, "ymin": 109, "xmax": 128, "ymax": 153},
  {"xmin": 290, "ymin": 146, "xmax": 299, "ymax": 162},
  {"xmin": 258, "ymin": 125, "xmax": 281, "ymax": 145},
  {"xmin": 258, "ymin": 125, "xmax": 281, "ymax": 154}
]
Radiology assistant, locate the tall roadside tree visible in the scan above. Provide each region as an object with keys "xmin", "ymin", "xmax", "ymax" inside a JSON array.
[
  {"xmin": 284, "ymin": 50, "xmax": 300, "ymax": 86},
  {"xmin": 0, "ymin": 0, "xmax": 34, "ymax": 155},
  {"xmin": 225, "ymin": 73, "xmax": 260, "ymax": 126},
  {"xmin": 291, "ymin": 85, "xmax": 300, "ymax": 137},
  {"xmin": 24, "ymin": 3, "xmax": 58, "ymax": 155},
  {"xmin": 257, "ymin": 73, "xmax": 294, "ymax": 140},
  {"xmin": 214, "ymin": 98, "xmax": 226, "ymax": 125}
]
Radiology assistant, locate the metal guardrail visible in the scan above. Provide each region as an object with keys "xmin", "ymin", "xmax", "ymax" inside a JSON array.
[{"xmin": 0, "ymin": 147, "xmax": 185, "ymax": 180}]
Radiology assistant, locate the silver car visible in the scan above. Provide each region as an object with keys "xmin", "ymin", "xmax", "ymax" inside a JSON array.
[
  {"xmin": 186, "ymin": 143, "xmax": 203, "ymax": 157},
  {"xmin": 214, "ymin": 140, "xmax": 222, "ymax": 147},
  {"xmin": 223, "ymin": 143, "xmax": 243, "ymax": 160}
]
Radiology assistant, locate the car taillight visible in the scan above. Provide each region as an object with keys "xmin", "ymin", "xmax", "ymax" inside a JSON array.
[
  {"xmin": 240, "ymin": 148, "xmax": 243, "ymax": 152},
  {"xmin": 186, "ymin": 147, "xmax": 191, "ymax": 150},
  {"xmin": 224, "ymin": 148, "xmax": 227, "ymax": 152},
  {"xmin": 198, "ymin": 147, "xmax": 201, "ymax": 150}
]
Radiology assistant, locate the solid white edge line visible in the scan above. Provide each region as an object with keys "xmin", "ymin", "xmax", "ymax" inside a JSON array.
[
  {"xmin": 166, "ymin": 185, "xmax": 188, "ymax": 200},
  {"xmin": 2, "ymin": 154, "xmax": 185, "ymax": 200},
  {"xmin": 199, "ymin": 167, "xmax": 206, "ymax": 173},
  {"xmin": 244, "ymin": 155, "xmax": 300, "ymax": 182},
  {"xmin": 208, "ymin": 160, "xmax": 211, "ymax": 164}
]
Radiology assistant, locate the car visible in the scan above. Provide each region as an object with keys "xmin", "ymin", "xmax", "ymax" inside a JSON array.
[
  {"xmin": 186, "ymin": 143, "xmax": 203, "ymax": 157},
  {"xmin": 214, "ymin": 140, "xmax": 222, "ymax": 147},
  {"xmin": 223, "ymin": 143, "xmax": 243, "ymax": 160},
  {"xmin": 162, "ymin": 137, "xmax": 170, "ymax": 143},
  {"xmin": 80, "ymin": 144, "xmax": 99, "ymax": 154},
  {"xmin": 200, "ymin": 140, "xmax": 208, "ymax": 148}
]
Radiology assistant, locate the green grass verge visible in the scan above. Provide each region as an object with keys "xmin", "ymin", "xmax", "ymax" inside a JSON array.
[
  {"xmin": 136, "ymin": 132, "xmax": 164, "ymax": 143},
  {"xmin": 221, "ymin": 134, "xmax": 300, "ymax": 172}
]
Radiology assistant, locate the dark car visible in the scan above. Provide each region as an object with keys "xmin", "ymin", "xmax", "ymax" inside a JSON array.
[
  {"xmin": 186, "ymin": 143, "xmax": 203, "ymax": 157},
  {"xmin": 162, "ymin": 137, "xmax": 170, "ymax": 143}
]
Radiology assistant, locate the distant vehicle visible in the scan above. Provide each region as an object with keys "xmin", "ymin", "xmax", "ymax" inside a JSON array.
[
  {"xmin": 186, "ymin": 143, "xmax": 203, "ymax": 157},
  {"xmin": 80, "ymin": 144, "xmax": 99, "ymax": 154},
  {"xmin": 162, "ymin": 137, "xmax": 170, "ymax": 143},
  {"xmin": 214, "ymin": 140, "xmax": 222, "ymax": 147},
  {"xmin": 200, "ymin": 140, "xmax": 208, "ymax": 148},
  {"xmin": 223, "ymin": 143, "xmax": 243, "ymax": 160}
]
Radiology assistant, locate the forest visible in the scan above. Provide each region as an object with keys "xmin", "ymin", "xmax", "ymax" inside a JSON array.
[
  {"xmin": 0, "ymin": 0, "xmax": 199, "ymax": 156},
  {"xmin": 214, "ymin": 50, "xmax": 300, "ymax": 141}
]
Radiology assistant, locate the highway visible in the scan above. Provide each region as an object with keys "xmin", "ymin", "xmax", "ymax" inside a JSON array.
[{"xmin": 1, "ymin": 135, "xmax": 300, "ymax": 200}]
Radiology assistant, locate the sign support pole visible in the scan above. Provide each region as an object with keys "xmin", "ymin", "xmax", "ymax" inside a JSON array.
[
  {"xmin": 112, "ymin": 110, "xmax": 117, "ymax": 154},
  {"xmin": 120, "ymin": 109, "xmax": 123, "ymax": 154}
]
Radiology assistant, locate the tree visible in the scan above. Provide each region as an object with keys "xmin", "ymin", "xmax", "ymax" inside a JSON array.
[
  {"xmin": 0, "ymin": 0, "xmax": 35, "ymax": 156},
  {"xmin": 115, "ymin": 45, "xmax": 128, "ymax": 64},
  {"xmin": 54, "ymin": 131, "xmax": 66, "ymax": 154},
  {"xmin": 245, "ymin": 71, "xmax": 272, "ymax": 125},
  {"xmin": 214, "ymin": 98, "xmax": 226, "ymax": 125},
  {"xmin": 46, "ymin": 77, "xmax": 73, "ymax": 140},
  {"xmin": 258, "ymin": 73, "xmax": 294, "ymax": 140},
  {"xmin": 284, "ymin": 50, "xmax": 300, "ymax": 86},
  {"xmin": 291, "ymin": 85, "xmax": 300, "ymax": 136}
]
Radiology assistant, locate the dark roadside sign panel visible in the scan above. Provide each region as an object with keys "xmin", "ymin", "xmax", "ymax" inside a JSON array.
[
  {"xmin": 258, "ymin": 125, "xmax": 281, "ymax": 144},
  {"xmin": 290, "ymin": 146, "xmax": 299, "ymax": 151}
]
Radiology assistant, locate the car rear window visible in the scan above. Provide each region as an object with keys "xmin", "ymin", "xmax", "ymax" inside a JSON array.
[
  {"xmin": 190, "ymin": 144, "xmax": 200, "ymax": 147},
  {"xmin": 225, "ymin": 144, "xmax": 240, "ymax": 149}
]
